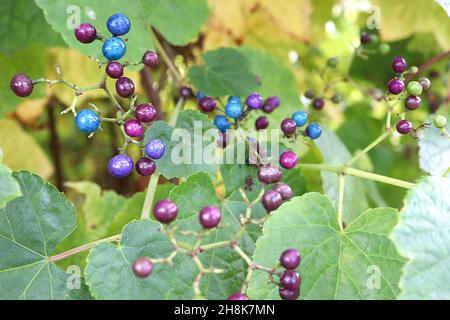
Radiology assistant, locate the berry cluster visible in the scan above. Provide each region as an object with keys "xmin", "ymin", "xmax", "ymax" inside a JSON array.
[
  {"xmin": 358, "ymin": 31, "xmax": 391, "ymax": 56},
  {"xmin": 281, "ymin": 111, "xmax": 322, "ymax": 140}
]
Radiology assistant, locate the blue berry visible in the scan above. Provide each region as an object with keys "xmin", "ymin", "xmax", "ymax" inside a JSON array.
[
  {"xmin": 305, "ymin": 122, "xmax": 322, "ymax": 139},
  {"xmin": 214, "ymin": 115, "xmax": 231, "ymax": 132},
  {"xmin": 102, "ymin": 37, "xmax": 126, "ymax": 61},
  {"xmin": 108, "ymin": 154, "xmax": 133, "ymax": 178},
  {"xmin": 292, "ymin": 111, "xmax": 308, "ymax": 127},
  {"xmin": 75, "ymin": 109, "xmax": 101, "ymax": 133},
  {"xmin": 225, "ymin": 101, "xmax": 243, "ymax": 119},
  {"xmin": 196, "ymin": 91, "xmax": 205, "ymax": 100},
  {"xmin": 106, "ymin": 14, "xmax": 131, "ymax": 36},
  {"xmin": 228, "ymin": 96, "xmax": 241, "ymax": 104},
  {"xmin": 146, "ymin": 139, "xmax": 166, "ymax": 159}
]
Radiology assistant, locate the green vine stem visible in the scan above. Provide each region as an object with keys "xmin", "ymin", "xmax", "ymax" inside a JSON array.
[{"xmin": 337, "ymin": 174, "xmax": 345, "ymax": 232}]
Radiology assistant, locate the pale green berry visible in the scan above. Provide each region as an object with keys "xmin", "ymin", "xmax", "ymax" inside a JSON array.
[
  {"xmin": 434, "ymin": 115, "xmax": 447, "ymax": 129},
  {"xmin": 407, "ymin": 81, "xmax": 423, "ymax": 96}
]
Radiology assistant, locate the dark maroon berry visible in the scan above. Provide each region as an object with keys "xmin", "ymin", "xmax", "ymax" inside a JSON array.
[
  {"xmin": 396, "ymin": 119, "xmax": 412, "ymax": 135},
  {"xmin": 262, "ymin": 189, "xmax": 283, "ymax": 212},
  {"xmin": 429, "ymin": 70, "xmax": 440, "ymax": 79},
  {"xmin": 10, "ymin": 74, "xmax": 33, "ymax": 97},
  {"xmin": 280, "ymin": 270, "xmax": 301, "ymax": 291},
  {"xmin": 228, "ymin": 293, "xmax": 249, "ymax": 300},
  {"xmin": 257, "ymin": 165, "xmax": 282, "ymax": 184},
  {"xmin": 179, "ymin": 86, "xmax": 194, "ymax": 99},
  {"xmin": 280, "ymin": 249, "xmax": 301, "ymax": 270},
  {"xmin": 388, "ymin": 78, "xmax": 405, "ymax": 95},
  {"xmin": 132, "ymin": 257, "xmax": 153, "ymax": 278},
  {"xmin": 116, "ymin": 77, "xmax": 135, "ymax": 97},
  {"xmin": 124, "ymin": 119, "xmax": 143, "ymax": 137},
  {"xmin": 419, "ymin": 77, "xmax": 431, "ymax": 91},
  {"xmin": 199, "ymin": 96, "xmax": 216, "ymax": 112},
  {"xmin": 262, "ymin": 103, "xmax": 276, "ymax": 113},
  {"xmin": 153, "ymin": 199, "xmax": 178, "ymax": 224},
  {"xmin": 106, "ymin": 62, "xmax": 123, "ymax": 79},
  {"xmin": 360, "ymin": 32, "xmax": 371, "ymax": 44},
  {"xmin": 304, "ymin": 90, "xmax": 315, "ymax": 99},
  {"xmin": 273, "ymin": 183, "xmax": 293, "ymax": 201},
  {"xmin": 199, "ymin": 205, "xmax": 222, "ymax": 229},
  {"xmin": 142, "ymin": 50, "xmax": 159, "ymax": 68},
  {"xmin": 279, "ymin": 287, "xmax": 299, "ymax": 300},
  {"xmin": 312, "ymin": 98, "xmax": 325, "ymax": 110},
  {"xmin": 255, "ymin": 116, "xmax": 269, "ymax": 130},
  {"xmin": 75, "ymin": 23, "xmax": 97, "ymax": 43},
  {"xmin": 279, "ymin": 150, "xmax": 298, "ymax": 169},
  {"xmin": 135, "ymin": 103, "xmax": 157, "ymax": 123},
  {"xmin": 280, "ymin": 118, "xmax": 297, "ymax": 136},
  {"xmin": 135, "ymin": 157, "xmax": 156, "ymax": 176},
  {"xmin": 392, "ymin": 56, "xmax": 407, "ymax": 73},
  {"xmin": 265, "ymin": 96, "xmax": 280, "ymax": 108},
  {"xmin": 405, "ymin": 96, "xmax": 421, "ymax": 110}
]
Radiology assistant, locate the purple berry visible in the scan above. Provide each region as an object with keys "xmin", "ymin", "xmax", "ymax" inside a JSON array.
[
  {"xmin": 392, "ymin": 56, "xmax": 407, "ymax": 73},
  {"xmin": 279, "ymin": 248, "xmax": 301, "ymax": 270},
  {"xmin": 265, "ymin": 96, "xmax": 280, "ymax": 109},
  {"xmin": 312, "ymin": 98, "xmax": 325, "ymax": 110},
  {"xmin": 280, "ymin": 270, "xmax": 301, "ymax": 291},
  {"xmin": 280, "ymin": 118, "xmax": 297, "ymax": 136},
  {"xmin": 75, "ymin": 23, "xmax": 97, "ymax": 43},
  {"xmin": 106, "ymin": 62, "xmax": 123, "ymax": 79},
  {"xmin": 179, "ymin": 86, "xmax": 194, "ymax": 99},
  {"xmin": 132, "ymin": 257, "xmax": 153, "ymax": 278},
  {"xmin": 396, "ymin": 119, "xmax": 412, "ymax": 135},
  {"xmin": 261, "ymin": 190, "xmax": 283, "ymax": 212},
  {"xmin": 153, "ymin": 199, "xmax": 178, "ymax": 224},
  {"xmin": 262, "ymin": 103, "xmax": 276, "ymax": 113},
  {"xmin": 135, "ymin": 103, "xmax": 157, "ymax": 123},
  {"xmin": 255, "ymin": 116, "xmax": 269, "ymax": 130},
  {"xmin": 116, "ymin": 77, "xmax": 135, "ymax": 97},
  {"xmin": 273, "ymin": 183, "xmax": 293, "ymax": 201},
  {"xmin": 405, "ymin": 96, "xmax": 421, "ymax": 110},
  {"xmin": 360, "ymin": 32, "xmax": 371, "ymax": 44},
  {"xmin": 10, "ymin": 74, "xmax": 33, "ymax": 97},
  {"xmin": 419, "ymin": 77, "xmax": 431, "ymax": 91},
  {"xmin": 199, "ymin": 205, "xmax": 222, "ymax": 229},
  {"xmin": 388, "ymin": 78, "xmax": 405, "ymax": 95},
  {"xmin": 257, "ymin": 165, "xmax": 282, "ymax": 184},
  {"xmin": 135, "ymin": 157, "xmax": 156, "ymax": 176},
  {"xmin": 145, "ymin": 139, "xmax": 166, "ymax": 159},
  {"xmin": 279, "ymin": 287, "xmax": 299, "ymax": 300},
  {"xmin": 124, "ymin": 119, "xmax": 143, "ymax": 137},
  {"xmin": 228, "ymin": 293, "xmax": 249, "ymax": 300},
  {"xmin": 304, "ymin": 90, "xmax": 315, "ymax": 99},
  {"xmin": 279, "ymin": 151, "xmax": 298, "ymax": 169},
  {"xmin": 199, "ymin": 96, "xmax": 216, "ymax": 112},
  {"xmin": 246, "ymin": 92, "xmax": 263, "ymax": 109},
  {"xmin": 142, "ymin": 51, "xmax": 159, "ymax": 68},
  {"xmin": 108, "ymin": 154, "xmax": 134, "ymax": 178}
]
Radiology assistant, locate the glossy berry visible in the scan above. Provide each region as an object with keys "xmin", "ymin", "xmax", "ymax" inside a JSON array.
[
  {"xmin": 280, "ymin": 270, "xmax": 301, "ymax": 291},
  {"xmin": 135, "ymin": 103, "xmax": 157, "ymax": 123},
  {"xmin": 419, "ymin": 77, "xmax": 431, "ymax": 91},
  {"xmin": 392, "ymin": 56, "xmax": 407, "ymax": 73},
  {"xmin": 106, "ymin": 13, "xmax": 131, "ymax": 36},
  {"xmin": 142, "ymin": 51, "xmax": 159, "ymax": 68},
  {"xmin": 10, "ymin": 74, "xmax": 33, "ymax": 97},
  {"xmin": 102, "ymin": 37, "xmax": 126, "ymax": 61},
  {"xmin": 199, "ymin": 205, "xmax": 222, "ymax": 229},
  {"xmin": 396, "ymin": 119, "xmax": 412, "ymax": 135},
  {"xmin": 281, "ymin": 118, "xmax": 297, "ymax": 136},
  {"xmin": 305, "ymin": 122, "xmax": 322, "ymax": 140},
  {"xmin": 225, "ymin": 101, "xmax": 243, "ymax": 119},
  {"xmin": 135, "ymin": 157, "xmax": 156, "ymax": 176},
  {"xmin": 292, "ymin": 111, "xmax": 308, "ymax": 127},
  {"xmin": 132, "ymin": 257, "xmax": 153, "ymax": 278},
  {"xmin": 196, "ymin": 91, "xmax": 205, "ymax": 100},
  {"xmin": 279, "ymin": 150, "xmax": 298, "ymax": 169},
  {"xmin": 407, "ymin": 81, "xmax": 423, "ymax": 96},
  {"xmin": 255, "ymin": 116, "xmax": 269, "ymax": 130},
  {"xmin": 214, "ymin": 115, "xmax": 231, "ymax": 133},
  {"xmin": 228, "ymin": 293, "xmax": 249, "ymax": 300},
  {"xmin": 405, "ymin": 96, "xmax": 421, "ymax": 110},
  {"xmin": 387, "ymin": 78, "xmax": 405, "ymax": 95},
  {"xmin": 304, "ymin": 90, "xmax": 315, "ymax": 99},
  {"xmin": 75, "ymin": 109, "xmax": 101, "ymax": 133},
  {"xmin": 433, "ymin": 115, "xmax": 447, "ymax": 129},
  {"xmin": 145, "ymin": 139, "xmax": 166, "ymax": 159},
  {"xmin": 360, "ymin": 32, "xmax": 371, "ymax": 44},
  {"xmin": 312, "ymin": 98, "xmax": 325, "ymax": 110},
  {"xmin": 265, "ymin": 96, "xmax": 280, "ymax": 109},
  {"xmin": 246, "ymin": 92, "xmax": 263, "ymax": 109},
  {"xmin": 179, "ymin": 86, "xmax": 194, "ymax": 99},
  {"xmin": 106, "ymin": 62, "xmax": 123, "ymax": 79},
  {"xmin": 273, "ymin": 183, "xmax": 293, "ymax": 201},
  {"xmin": 228, "ymin": 96, "xmax": 241, "ymax": 104},
  {"xmin": 279, "ymin": 287, "xmax": 299, "ymax": 300},
  {"xmin": 262, "ymin": 103, "xmax": 276, "ymax": 113},
  {"xmin": 199, "ymin": 96, "xmax": 216, "ymax": 112},
  {"xmin": 124, "ymin": 119, "xmax": 143, "ymax": 137},
  {"xmin": 116, "ymin": 77, "xmax": 135, "ymax": 97},
  {"xmin": 108, "ymin": 154, "xmax": 134, "ymax": 177},
  {"xmin": 74, "ymin": 23, "xmax": 97, "ymax": 43},
  {"xmin": 280, "ymin": 249, "xmax": 301, "ymax": 270},
  {"xmin": 257, "ymin": 165, "xmax": 282, "ymax": 184},
  {"xmin": 262, "ymin": 190, "xmax": 283, "ymax": 212},
  {"xmin": 153, "ymin": 199, "xmax": 178, "ymax": 224}
]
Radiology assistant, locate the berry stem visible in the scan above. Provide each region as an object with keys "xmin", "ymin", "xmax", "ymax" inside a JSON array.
[
  {"xmin": 103, "ymin": 85, "xmax": 125, "ymax": 112},
  {"xmin": 337, "ymin": 174, "xmax": 345, "ymax": 232}
]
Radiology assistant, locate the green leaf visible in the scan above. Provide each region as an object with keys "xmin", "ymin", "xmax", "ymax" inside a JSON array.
[
  {"xmin": 189, "ymin": 48, "xmax": 258, "ymax": 96},
  {"xmin": 0, "ymin": 149, "xmax": 21, "ymax": 209},
  {"xmin": 419, "ymin": 124, "xmax": 450, "ymax": 176},
  {"xmin": 315, "ymin": 128, "xmax": 369, "ymax": 223},
  {"xmin": 247, "ymin": 193, "xmax": 405, "ymax": 300},
  {"xmin": 0, "ymin": 171, "xmax": 83, "ymax": 299},
  {"xmin": 144, "ymin": 109, "xmax": 218, "ymax": 179},
  {"xmin": 391, "ymin": 177, "xmax": 450, "ymax": 299}
]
